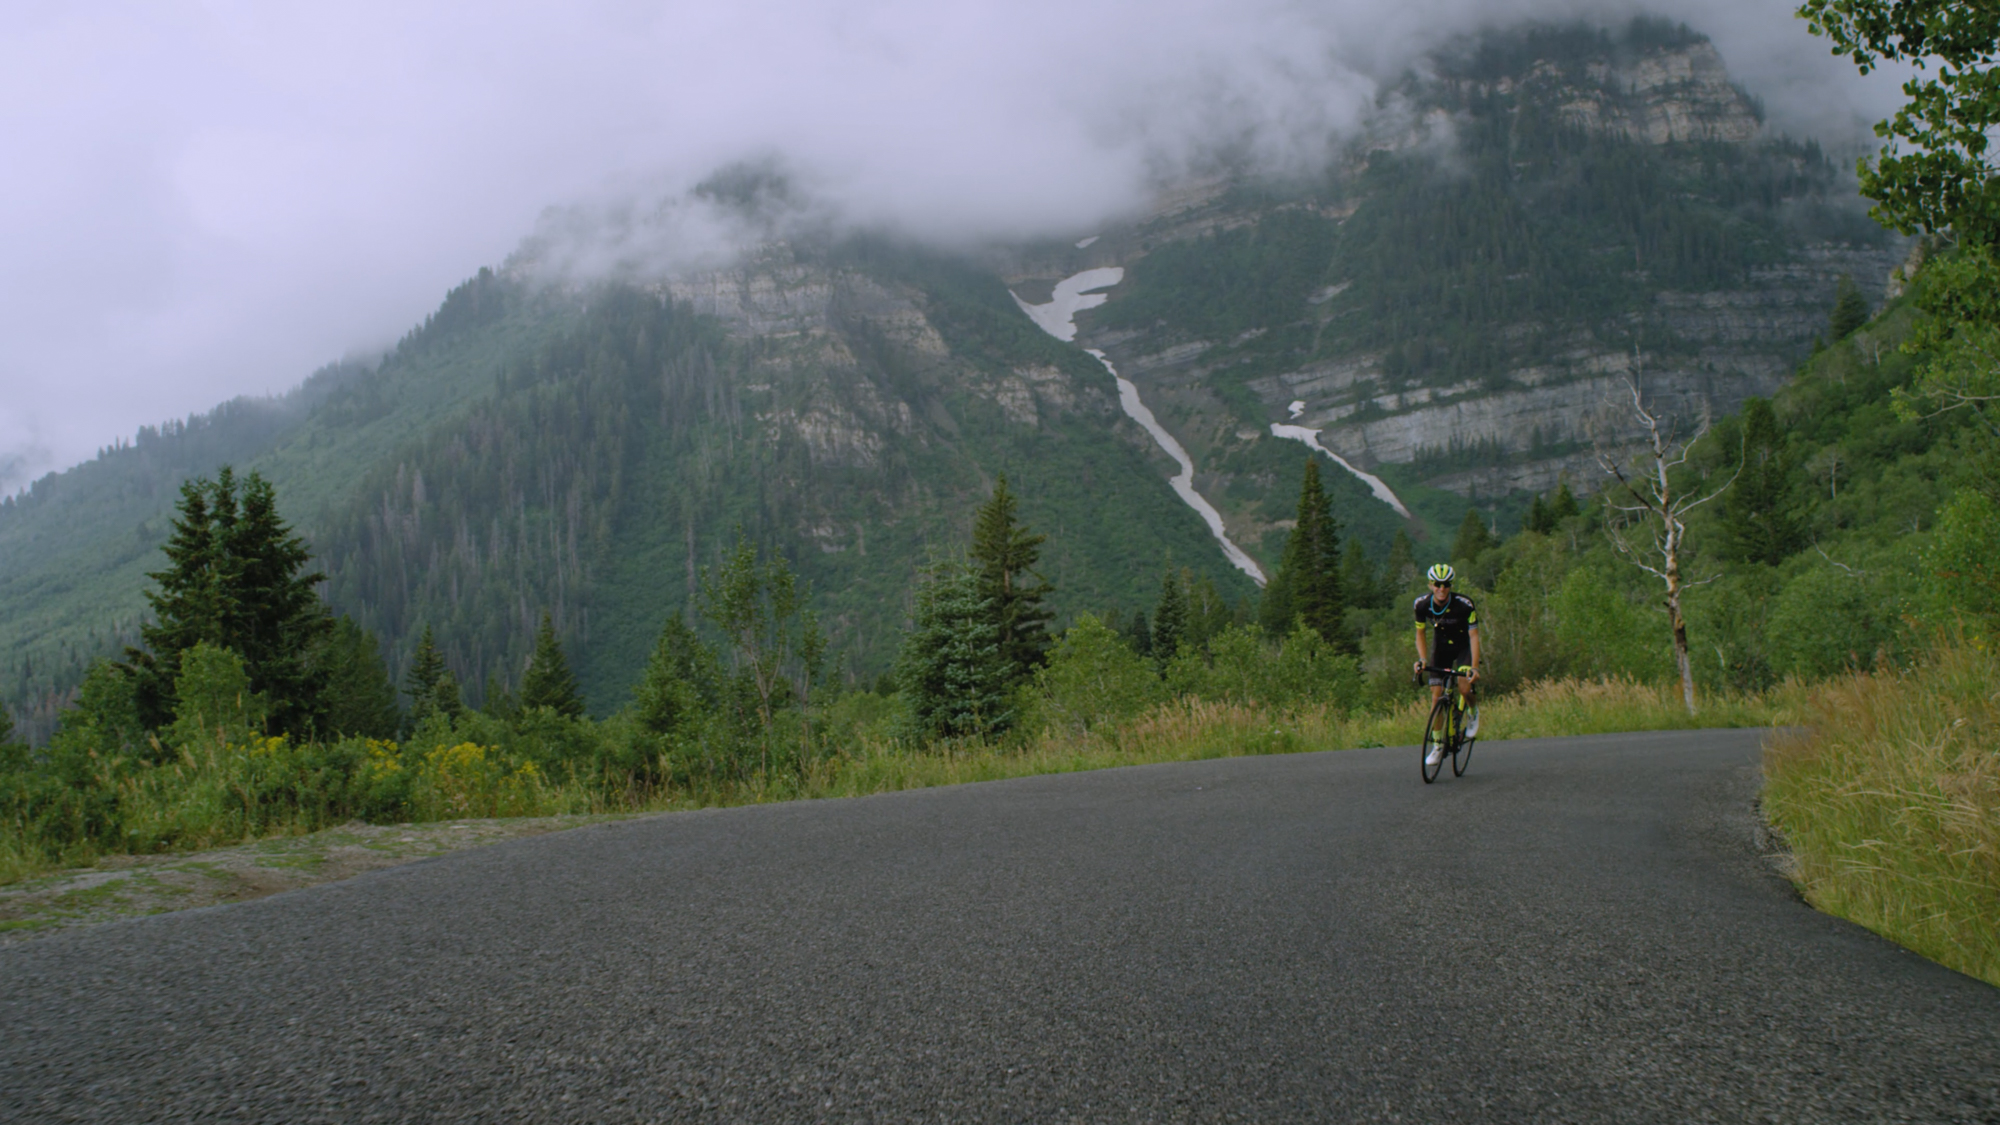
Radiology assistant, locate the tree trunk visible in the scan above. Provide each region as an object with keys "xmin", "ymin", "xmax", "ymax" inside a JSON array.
[{"xmin": 1665, "ymin": 559, "xmax": 1696, "ymax": 715}]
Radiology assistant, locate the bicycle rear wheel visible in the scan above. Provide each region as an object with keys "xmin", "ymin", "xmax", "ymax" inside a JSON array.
[{"xmin": 1421, "ymin": 695, "xmax": 1451, "ymax": 783}]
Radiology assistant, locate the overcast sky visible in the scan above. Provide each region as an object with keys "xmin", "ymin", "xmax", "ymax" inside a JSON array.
[{"xmin": 0, "ymin": 0, "xmax": 1906, "ymax": 493}]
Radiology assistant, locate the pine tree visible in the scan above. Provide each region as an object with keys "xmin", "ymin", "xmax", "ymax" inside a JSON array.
[
  {"xmin": 520, "ymin": 611, "xmax": 585, "ymax": 718},
  {"xmin": 0, "ymin": 704, "xmax": 26, "ymax": 773},
  {"xmin": 1453, "ymin": 508, "xmax": 1497, "ymax": 565},
  {"xmin": 316, "ymin": 616, "xmax": 400, "ymax": 739},
  {"xmin": 428, "ymin": 670, "xmax": 466, "ymax": 723},
  {"xmin": 1385, "ymin": 528, "xmax": 1419, "ymax": 594},
  {"xmin": 1261, "ymin": 459, "xmax": 1345, "ymax": 645},
  {"xmin": 1126, "ymin": 609, "xmax": 1153, "ymax": 657},
  {"xmin": 893, "ymin": 562, "xmax": 1010, "ymax": 742},
  {"xmin": 1549, "ymin": 482, "xmax": 1581, "ymax": 522},
  {"xmin": 969, "ymin": 475, "xmax": 1054, "ymax": 682},
  {"xmin": 404, "ymin": 625, "xmax": 448, "ymax": 722},
  {"xmin": 224, "ymin": 472, "xmax": 331, "ymax": 734},
  {"xmin": 634, "ymin": 612, "xmax": 718, "ymax": 737},
  {"xmin": 126, "ymin": 467, "xmax": 329, "ymax": 734},
  {"xmin": 1720, "ymin": 398, "xmax": 1805, "ymax": 565},
  {"xmin": 1342, "ymin": 540, "xmax": 1382, "ymax": 610},
  {"xmin": 1523, "ymin": 495, "xmax": 1555, "ymax": 535},
  {"xmin": 1152, "ymin": 566, "xmax": 1188, "ymax": 663},
  {"xmin": 1829, "ymin": 274, "xmax": 1869, "ymax": 340}
]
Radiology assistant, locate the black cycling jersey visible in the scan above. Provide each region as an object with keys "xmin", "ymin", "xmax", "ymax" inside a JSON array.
[{"xmin": 1414, "ymin": 591, "xmax": 1479, "ymax": 664}]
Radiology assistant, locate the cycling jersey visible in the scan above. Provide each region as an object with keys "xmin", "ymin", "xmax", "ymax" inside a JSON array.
[{"xmin": 1414, "ymin": 591, "xmax": 1479, "ymax": 666}]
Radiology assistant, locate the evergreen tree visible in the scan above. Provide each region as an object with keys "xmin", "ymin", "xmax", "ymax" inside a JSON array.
[
  {"xmin": 1523, "ymin": 495, "xmax": 1555, "ymax": 534},
  {"xmin": 1342, "ymin": 540, "xmax": 1383, "ymax": 610},
  {"xmin": 428, "ymin": 670, "xmax": 466, "ymax": 724},
  {"xmin": 634, "ymin": 612, "xmax": 719, "ymax": 738},
  {"xmin": 315, "ymin": 616, "xmax": 400, "ymax": 739},
  {"xmin": 1261, "ymin": 459, "xmax": 1346, "ymax": 645},
  {"xmin": 1453, "ymin": 507, "xmax": 1497, "ymax": 565},
  {"xmin": 1830, "ymin": 274, "xmax": 1870, "ymax": 340},
  {"xmin": 1126, "ymin": 609, "xmax": 1153, "ymax": 657},
  {"xmin": 1152, "ymin": 566, "xmax": 1188, "ymax": 663},
  {"xmin": 520, "ymin": 611, "xmax": 585, "ymax": 718},
  {"xmin": 481, "ymin": 674, "xmax": 520, "ymax": 722},
  {"xmin": 893, "ymin": 562, "xmax": 1010, "ymax": 742},
  {"xmin": 403, "ymin": 625, "xmax": 448, "ymax": 722},
  {"xmin": 970, "ymin": 475, "xmax": 1055, "ymax": 683},
  {"xmin": 1385, "ymin": 528, "xmax": 1419, "ymax": 594},
  {"xmin": 1549, "ymin": 482, "xmax": 1581, "ymax": 522},
  {"xmin": 126, "ymin": 467, "xmax": 329, "ymax": 734},
  {"xmin": 0, "ymin": 704, "xmax": 26, "ymax": 773},
  {"xmin": 1186, "ymin": 573, "xmax": 1236, "ymax": 648},
  {"xmin": 1720, "ymin": 398, "xmax": 1806, "ymax": 565}
]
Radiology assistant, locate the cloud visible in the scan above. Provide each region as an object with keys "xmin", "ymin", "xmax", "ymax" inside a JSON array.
[{"xmin": 0, "ymin": 0, "xmax": 1910, "ymax": 491}]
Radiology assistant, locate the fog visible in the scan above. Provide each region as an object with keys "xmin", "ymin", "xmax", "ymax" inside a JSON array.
[{"xmin": 0, "ymin": 0, "xmax": 1908, "ymax": 492}]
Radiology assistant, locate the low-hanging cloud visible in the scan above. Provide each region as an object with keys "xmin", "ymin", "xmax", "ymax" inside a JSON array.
[{"xmin": 0, "ymin": 0, "xmax": 1908, "ymax": 492}]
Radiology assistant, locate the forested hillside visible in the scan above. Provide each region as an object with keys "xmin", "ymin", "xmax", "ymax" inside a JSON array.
[{"xmin": 0, "ymin": 17, "xmax": 1906, "ymax": 742}]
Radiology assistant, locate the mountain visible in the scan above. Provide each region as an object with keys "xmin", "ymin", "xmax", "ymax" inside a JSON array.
[{"xmin": 0, "ymin": 17, "xmax": 1902, "ymax": 740}]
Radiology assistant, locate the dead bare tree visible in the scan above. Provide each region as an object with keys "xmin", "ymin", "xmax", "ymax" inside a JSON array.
[{"xmin": 1595, "ymin": 363, "xmax": 1739, "ymax": 715}]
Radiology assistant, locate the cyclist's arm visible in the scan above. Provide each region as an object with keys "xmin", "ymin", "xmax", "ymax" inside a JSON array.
[
  {"xmin": 1413, "ymin": 623, "xmax": 1429, "ymax": 667},
  {"xmin": 1467, "ymin": 625, "xmax": 1481, "ymax": 679}
]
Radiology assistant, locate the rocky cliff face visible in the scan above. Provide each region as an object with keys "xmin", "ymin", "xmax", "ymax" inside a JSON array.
[{"xmin": 1001, "ymin": 28, "xmax": 1904, "ymax": 531}]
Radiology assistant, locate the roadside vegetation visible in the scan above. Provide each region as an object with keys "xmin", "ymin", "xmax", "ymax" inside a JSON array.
[
  {"xmin": 1765, "ymin": 641, "xmax": 2000, "ymax": 987},
  {"xmin": 3, "ymin": 1, "xmax": 1996, "ymax": 984}
]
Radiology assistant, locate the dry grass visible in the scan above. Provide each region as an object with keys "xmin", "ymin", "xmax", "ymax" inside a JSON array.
[
  {"xmin": 1763, "ymin": 642, "xmax": 2000, "ymax": 987},
  {"xmin": 701, "ymin": 676, "xmax": 1781, "ymax": 806}
]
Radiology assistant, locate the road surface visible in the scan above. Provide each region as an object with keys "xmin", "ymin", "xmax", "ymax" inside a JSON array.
[{"xmin": 3, "ymin": 729, "xmax": 1995, "ymax": 1121}]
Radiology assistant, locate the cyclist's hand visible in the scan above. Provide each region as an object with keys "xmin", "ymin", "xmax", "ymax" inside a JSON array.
[{"xmin": 1412, "ymin": 660, "xmax": 1425, "ymax": 677}]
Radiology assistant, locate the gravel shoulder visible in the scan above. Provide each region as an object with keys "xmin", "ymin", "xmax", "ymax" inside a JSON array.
[{"xmin": 0, "ymin": 814, "xmax": 637, "ymax": 944}]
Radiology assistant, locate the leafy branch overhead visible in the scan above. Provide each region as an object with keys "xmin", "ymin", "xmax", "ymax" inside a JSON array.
[{"xmin": 1800, "ymin": 0, "xmax": 2000, "ymax": 243}]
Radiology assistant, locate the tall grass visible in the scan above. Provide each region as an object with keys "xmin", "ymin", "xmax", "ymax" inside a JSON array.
[
  {"xmin": 1763, "ymin": 641, "xmax": 2000, "ymax": 987},
  {"xmin": 3, "ymin": 675, "xmax": 1780, "ymax": 887}
]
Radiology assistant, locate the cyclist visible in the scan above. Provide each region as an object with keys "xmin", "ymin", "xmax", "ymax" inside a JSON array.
[{"xmin": 1413, "ymin": 563, "xmax": 1480, "ymax": 766}]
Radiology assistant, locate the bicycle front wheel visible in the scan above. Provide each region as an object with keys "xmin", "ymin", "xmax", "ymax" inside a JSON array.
[
  {"xmin": 1451, "ymin": 713, "xmax": 1474, "ymax": 777},
  {"xmin": 1421, "ymin": 695, "xmax": 1451, "ymax": 783}
]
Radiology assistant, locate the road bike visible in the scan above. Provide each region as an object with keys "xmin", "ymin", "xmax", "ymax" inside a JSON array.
[{"xmin": 1418, "ymin": 664, "xmax": 1476, "ymax": 783}]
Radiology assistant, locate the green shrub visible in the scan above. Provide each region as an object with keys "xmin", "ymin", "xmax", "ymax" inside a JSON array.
[{"xmin": 1021, "ymin": 614, "xmax": 1164, "ymax": 736}]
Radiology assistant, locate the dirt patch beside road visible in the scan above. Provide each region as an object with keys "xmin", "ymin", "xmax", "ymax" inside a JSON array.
[{"xmin": 0, "ymin": 815, "xmax": 637, "ymax": 943}]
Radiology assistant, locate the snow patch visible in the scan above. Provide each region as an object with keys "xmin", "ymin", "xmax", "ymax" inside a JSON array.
[
  {"xmin": 1013, "ymin": 269, "xmax": 1267, "ymax": 585},
  {"xmin": 1269, "ymin": 423, "xmax": 1412, "ymax": 518},
  {"xmin": 1075, "ymin": 235, "xmax": 1100, "ymax": 249}
]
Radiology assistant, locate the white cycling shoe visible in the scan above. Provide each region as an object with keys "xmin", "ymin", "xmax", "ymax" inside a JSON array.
[
  {"xmin": 1425, "ymin": 746, "xmax": 1445, "ymax": 767},
  {"xmin": 1465, "ymin": 708, "xmax": 1480, "ymax": 738}
]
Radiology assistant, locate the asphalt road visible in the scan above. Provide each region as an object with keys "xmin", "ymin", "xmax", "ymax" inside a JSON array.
[{"xmin": 3, "ymin": 729, "xmax": 1996, "ymax": 1123}]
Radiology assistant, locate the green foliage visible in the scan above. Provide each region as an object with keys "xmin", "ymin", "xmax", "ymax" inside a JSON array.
[
  {"xmin": 1720, "ymin": 398, "xmax": 1806, "ymax": 565},
  {"xmin": 1920, "ymin": 489, "xmax": 2000, "ymax": 644},
  {"xmin": 700, "ymin": 532, "xmax": 811, "ymax": 730},
  {"xmin": 1452, "ymin": 508, "xmax": 1498, "ymax": 567},
  {"xmin": 633, "ymin": 613, "xmax": 713, "ymax": 740},
  {"xmin": 316, "ymin": 617, "xmax": 401, "ymax": 739},
  {"xmin": 1020, "ymin": 614, "xmax": 1164, "ymax": 737},
  {"xmin": 127, "ymin": 467, "xmax": 330, "ymax": 735},
  {"xmin": 1800, "ymin": 0, "xmax": 2000, "ymax": 243},
  {"xmin": 1151, "ymin": 566, "xmax": 1188, "ymax": 663},
  {"xmin": 1261, "ymin": 459, "xmax": 1346, "ymax": 644},
  {"xmin": 1830, "ymin": 275, "xmax": 1871, "ymax": 340},
  {"xmin": 520, "ymin": 611, "xmax": 585, "ymax": 719},
  {"xmin": 1898, "ymin": 243, "xmax": 2000, "ymax": 428},
  {"xmin": 1766, "ymin": 561, "xmax": 1908, "ymax": 678},
  {"xmin": 893, "ymin": 561, "xmax": 1011, "ymax": 743},
  {"xmin": 970, "ymin": 474, "xmax": 1054, "ymax": 683},
  {"xmin": 166, "ymin": 643, "xmax": 268, "ymax": 755},
  {"xmin": 1165, "ymin": 623, "xmax": 1363, "ymax": 712}
]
